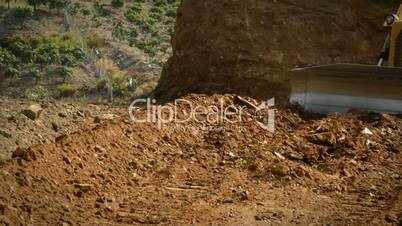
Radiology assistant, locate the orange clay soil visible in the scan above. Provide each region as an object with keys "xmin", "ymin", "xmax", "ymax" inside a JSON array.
[{"xmin": 0, "ymin": 94, "xmax": 401, "ymax": 225}]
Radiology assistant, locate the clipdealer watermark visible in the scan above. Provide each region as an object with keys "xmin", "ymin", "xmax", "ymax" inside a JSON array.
[{"xmin": 128, "ymin": 98, "xmax": 275, "ymax": 132}]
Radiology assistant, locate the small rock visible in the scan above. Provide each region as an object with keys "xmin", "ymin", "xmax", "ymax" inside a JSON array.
[
  {"xmin": 361, "ymin": 128, "xmax": 373, "ymax": 135},
  {"xmin": 21, "ymin": 105, "xmax": 43, "ymax": 120},
  {"xmin": 0, "ymin": 129, "xmax": 12, "ymax": 138},
  {"xmin": 221, "ymin": 197, "xmax": 234, "ymax": 204},
  {"xmin": 58, "ymin": 112, "xmax": 67, "ymax": 118},
  {"xmin": 76, "ymin": 111, "xmax": 85, "ymax": 117},
  {"xmin": 288, "ymin": 153, "xmax": 303, "ymax": 161},
  {"xmin": 51, "ymin": 122, "xmax": 59, "ymax": 132},
  {"xmin": 12, "ymin": 148, "xmax": 36, "ymax": 161},
  {"xmin": 273, "ymin": 151, "xmax": 286, "ymax": 160},
  {"xmin": 75, "ymin": 183, "xmax": 92, "ymax": 193},
  {"xmin": 62, "ymin": 156, "xmax": 71, "ymax": 165},
  {"xmin": 94, "ymin": 114, "xmax": 116, "ymax": 123},
  {"xmin": 307, "ymin": 132, "xmax": 337, "ymax": 147},
  {"xmin": 94, "ymin": 116, "xmax": 101, "ymax": 123},
  {"xmin": 95, "ymin": 145, "xmax": 107, "ymax": 153}
]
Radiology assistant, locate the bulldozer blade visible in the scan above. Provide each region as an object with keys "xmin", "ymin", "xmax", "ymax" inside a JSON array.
[{"xmin": 289, "ymin": 64, "xmax": 402, "ymax": 114}]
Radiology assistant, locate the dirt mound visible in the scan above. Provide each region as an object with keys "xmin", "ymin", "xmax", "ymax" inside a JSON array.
[
  {"xmin": 0, "ymin": 94, "xmax": 401, "ymax": 225},
  {"xmin": 0, "ymin": 97, "xmax": 122, "ymax": 161},
  {"xmin": 157, "ymin": 0, "xmax": 399, "ymax": 100}
]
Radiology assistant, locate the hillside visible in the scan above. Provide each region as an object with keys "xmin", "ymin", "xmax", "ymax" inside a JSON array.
[{"xmin": 0, "ymin": 0, "xmax": 180, "ymax": 100}]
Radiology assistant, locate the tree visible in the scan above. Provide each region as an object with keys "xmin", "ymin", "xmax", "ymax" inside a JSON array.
[
  {"xmin": 4, "ymin": 66, "xmax": 20, "ymax": 86},
  {"xmin": 57, "ymin": 65, "xmax": 73, "ymax": 82},
  {"xmin": 112, "ymin": 20, "xmax": 125, "ymax": 41},
  {"xmin": 27, "ymin": 66, "xmax": 43, "ymax": 84},
  {"xmin": 111, "ymin": 0, "xmax": 125, "ymax": 8},
  {"xmin": 26, "ymin": 0, "xmax": 47, "ymax": 11},
  {"xmin": 95, "ymin": 58, "xmax": 121, "ymax": 102},
  {"xmin": 48, "ymin": 0, "xmax": 70, "ymax": 12},
  {"xmin": 0, "ymin": 47, "xmax": 18, "ymax": 68},
  {"xmin": 4, "ymin": 0, "xmax": 11, "ymax": 9}
]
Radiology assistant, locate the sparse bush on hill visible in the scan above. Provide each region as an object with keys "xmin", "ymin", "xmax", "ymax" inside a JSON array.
[
  {"xmin": 27, "ymin": 66, "xmax": 43, "ymax": 84},
  {"xmin": 13, "ymin": 6, "xmax": 34, "ymax": 18},
  {"xmin": 25, "ymin": 86, "xmax": 49, "ymax": 101},
  {"xmin": 48, "ymin": 0, "xmax": 71, "ymax": 12},
  {"xmin": 0, "ymin": 47, "xmax": 18, "ymax": 69},
  {"xmin": 57, "ymin": 83, "xmax": 76, "ymax": 97},
  {"xmin": 123, "ymin": 0, "xmax": 179, "ymax": 57},
  {"xmin": 57, "ymin": 66, "xmax": 73, "ymax": 82},
  {"xmin": 86, "ymin": 34, "xmax": 106, "ymax": 49},
  {"xmin": 0, "ymin": 33, "xmax": 85, "ymax": 85},
  {"xmin": 111, "ymin": 0, "xmax": 125, "ymax": 8},
  {"xmin": 112, "ymin": 20, "xmax": 126, "ymax": 41},
  {"xmin": 26, "ymin": 0, "xmax": 47, "ymax": 11}
]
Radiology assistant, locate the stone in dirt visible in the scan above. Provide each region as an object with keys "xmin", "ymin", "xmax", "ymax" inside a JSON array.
[
  {"xmin": 307, "ymin": 132, "xmax": 337, "ymax": 147},
  {"xmin": 11, "ymin": 148, "xmax": 36, "ymax": 161},
  {"xmin": 94, "ymin": 114, "xmax": 116, "ymax": 123},
  {"xmin": 0, "ymin": 129, "xmax": 12, "ymax": 138},
  {"xmin": 21, "ymin": 105, "xmax": 43, "ymax": 120},
  {"xmin": 75, "ymin": 184, "xmax": 92, "ymax": 193}
]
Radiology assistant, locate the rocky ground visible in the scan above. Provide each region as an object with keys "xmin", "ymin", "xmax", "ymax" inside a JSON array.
[
  {"xmin": 0, "ymin": 94, "xmax": 401, "ymax": 225},
  {"xmin": 0, "ymin": 96, "xmax": 123, "ymax": 161}
]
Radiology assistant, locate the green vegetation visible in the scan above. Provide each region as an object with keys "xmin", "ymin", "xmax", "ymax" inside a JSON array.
[
  {"xmin": 111, "ymin": 0, "xmax": 125, "ymax": 8},
  {"xmin": 57, "ymin": 83, "xmax": 77, "ymax": 97},
  {"xmin": 57, "ymin": 66, "xmax": 73, "ymax": 82},
  {"xmin": 0, "ymin": 33, "xmax": 85, "ymax": 85},
  {"xmin": 86, "ymin": 34, "xmax": 106, "ymax": 48},
  {"xmin": 13, "ymin": 6, "xmax": 34, "ymax": 18},
  {"xmin": 25, "ymin": 86, "xmax": 49, "ymax": 101},
  {"xmin": 124, "ymin": 0, "xmax": 180, "ymax": 57},
  {"xmin": 0, "ymin": 0, "xmax": 181, "ymax": 100}
]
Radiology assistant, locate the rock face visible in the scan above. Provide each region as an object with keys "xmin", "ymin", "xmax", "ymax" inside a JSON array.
[{"xmin": 157, "ymin": 0, "xmax": 399, "ymax": 100}]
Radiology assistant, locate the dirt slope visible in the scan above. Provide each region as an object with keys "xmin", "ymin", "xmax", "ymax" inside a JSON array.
[
  {"xmin": 157, "ymin": 0, "xmax": 399, "ymax": 100},
  {"xmin": 0, "ymin": 94, "xmax": 401, "ymax": 225}
]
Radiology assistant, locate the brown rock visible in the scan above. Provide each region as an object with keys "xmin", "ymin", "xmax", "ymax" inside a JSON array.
[
  {"xmin": 21, "ymin": 104, "xmax": 43, "ymax": 120},
  {"xmin": 75, "ymin": 183, "xmax": 92, "ymax": 193},
  {"xmin": 12, "ymin": 148, "xmax": 36, "ymax": 161},
  {"xmin": 307, "ymin": 132, "xmax": 337, "ymax": 147}
]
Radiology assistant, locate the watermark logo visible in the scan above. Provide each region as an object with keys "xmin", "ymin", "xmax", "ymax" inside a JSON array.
[{"xmin": 128, "ymin": 97, "xmax": 275, "ymax": 132}]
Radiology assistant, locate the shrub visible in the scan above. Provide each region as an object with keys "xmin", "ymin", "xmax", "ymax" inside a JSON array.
[
  {"xmin": 86, "ymin": 34, "xmax": 106, "ymax": 48},
  {"xmin": 111, "ymin": 71, "xmax": 128, "ymax": 96},
  {"xmin": 27, "ymin": 66, "xmax": 43, "ymax": 83},
  {"xmin": 153, "ymin": 0, "xmax": 167, "ymax": 7},
  {"xmin": 96, "ymin": 78, "xmax": 107, "ymax": 90},
  {"xmin": 94, "ymin": 0, "xmax": 109, "ymax": 16},
  {"xmin": 9, "ymin": 42, "xmax": 33, "ymax": 63},
  {"xmin": 13, "ymin": 6, "xmax": 34, "ymax": 18},
  {"xmin": 57, "ymin": 66, "xmax": 73, "ymax": 82},
  {"xmin": 165, "ymin": 7, "xmax": 177, "ymax": 18},
  {"xmin": 111, "ymin": 0, "xmax": 125, "ymax": 8},
  {"xmin": 81, "ymin": 7, "xmax": 91, "ymax": 16},
  {"xmin": 132, "ymin": 81, "xmax": 157, "ymax": 97},
  {"xmin": 25, "ymin": 86, "xmax": 48, "ymax": 101},
  {"xmin": 112, "ymin": 21, "xmax": 125, "ymax": 41},
  {"xmin": 66, "ymin": 2, "xmax": 79, "ymax": 15},
  {"xmin": 4, "ymin": 66, "xmax": 20, "ymax": 80},
  {"xmin": 48, "ymin": 0, "xmax": 71, "ymax": 11},
  {"xmin": 57, "ymin": 83, "xmax": 77, "ymax": 97},
  {"xmin": 0, "ymin": 47, "xmax": 18, "ymax": 68}
]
